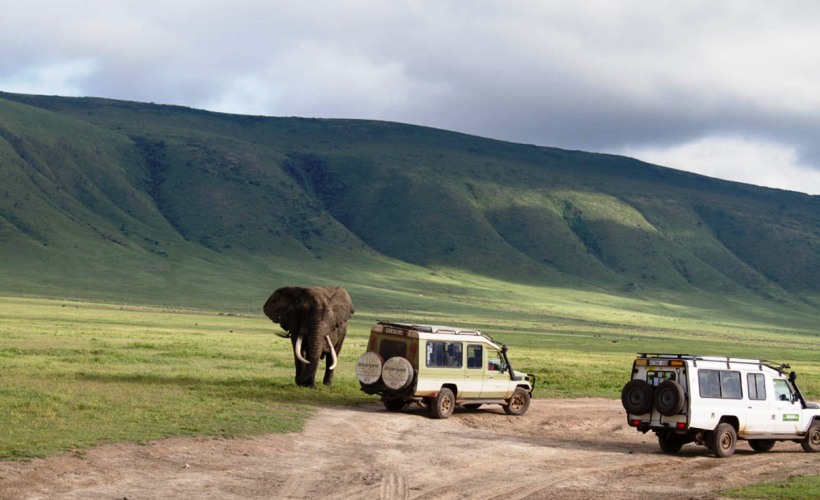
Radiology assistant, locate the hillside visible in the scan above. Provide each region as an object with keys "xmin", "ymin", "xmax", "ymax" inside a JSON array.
[{"xmin": 1, "ymin": 91, "xmax": 819, "ymax": 324}]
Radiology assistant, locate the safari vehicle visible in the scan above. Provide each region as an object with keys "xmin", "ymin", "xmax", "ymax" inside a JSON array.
[
  {"xmin": 355, "ymin": 321, "xmax": 535, "ymax": 418},
  {"xmin": 621, "ymin": 353, "xmax": 820, "ymax": 457}
]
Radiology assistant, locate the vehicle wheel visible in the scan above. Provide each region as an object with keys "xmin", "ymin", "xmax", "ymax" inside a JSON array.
[
  {"xmin": 708, "ymin": 423, "xmax": 737, "ymax": 458},
  {"xmin": 355, "ymin": 351, "xmax": 383, "ymax": 385},
  {"xmin": 504, "ymin": 387, "xmax": 531, "ymax": 416},
  {"xmin": 801, "ymin": 420, "xmax": 820, "ymax": 452},
  {"xmin": 658, "ymin": 433, "xmax": 684, "ymax": 453},
  {"xmin": 432, "ymin": 388, "xmax": 455, "ymax": 419},
  {"xmin": 463, "ymin": 403, "xmax": 482, "ymax": 410},
  {"xmin": 749, "ymin": 439, "xmax": 776, "ymax": 452},
  {"xmin": 621, "ymin": 379, "xmax": 653, "ymax": 415},
  {"xmin": 654, "ymin": 380, "xmax": 685, "ymax": 416},
  {"xmin": 381, "ymin": 356, "xmax": 414, "ymax": 390},
  {"xmin": 383, "ymin": 399, "xmax": 407, "ymax": 412}
]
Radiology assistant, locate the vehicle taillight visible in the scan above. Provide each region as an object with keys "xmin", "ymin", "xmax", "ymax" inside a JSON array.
[
  {"xmin": 676, "ymin": 422, "xmax": 686, "ymax": 429},
  {"xmin": 629, "ymin": 419, "xmax": 643, "ymax": 427}
]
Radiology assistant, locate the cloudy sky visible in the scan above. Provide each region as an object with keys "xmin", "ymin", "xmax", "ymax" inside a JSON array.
[{"xmin": 2, "ymin": 1, "xmax": 820, "ymax": 195}]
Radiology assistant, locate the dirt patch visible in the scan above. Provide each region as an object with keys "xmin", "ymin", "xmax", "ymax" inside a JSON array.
[{"xmin": 1, "ymin": 399, "xmax": 817, "ymax": 499}]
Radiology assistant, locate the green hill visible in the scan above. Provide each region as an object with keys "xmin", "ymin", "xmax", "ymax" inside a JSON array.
[{"xmin": 1, "ymin": 91, "xmax": 819, "ymax": 326}]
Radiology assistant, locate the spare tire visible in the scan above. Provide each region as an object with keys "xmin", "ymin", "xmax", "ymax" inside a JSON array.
[
  {"xmin": 654, "ymin": 380, "xmax": 685, "ymax": 416},
  {"xmin": 382, "ymin": 356, "xmax": 414, "ymax": 390},
  {"xmin": 355, "ymin": 351, "xmax": 383, "ymax": 385},
  {"xmin": 621, "ymin": 379, "xmax": 654, "ymax": 415}
]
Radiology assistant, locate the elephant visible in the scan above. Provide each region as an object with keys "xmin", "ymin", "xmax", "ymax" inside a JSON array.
[{"xmin": 263, "ymin": 286, "xmax": 354, "ymax": 389}]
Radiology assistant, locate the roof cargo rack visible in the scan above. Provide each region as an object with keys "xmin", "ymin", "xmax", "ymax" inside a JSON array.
[
  {"xmin": 636, "ymin": 353, "xmax": 789, "ymax": 373},
  {"xmin": 378, "ymin": 321, "xmax": 496, "ymax": 343}
]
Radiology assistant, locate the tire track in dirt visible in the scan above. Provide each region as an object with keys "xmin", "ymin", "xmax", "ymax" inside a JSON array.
[{"xmin": 0, "ymin": 399, "xmax": 817, "ymax": 499}]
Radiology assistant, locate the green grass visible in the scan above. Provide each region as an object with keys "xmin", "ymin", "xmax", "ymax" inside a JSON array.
[
  {"xmin": 721, "ymin": 476, "xmax": 820, "ymax": 499},
  {"xmin": 0, "ymin": 297, "xmax": 369, "ymax": 458},
  {"xmin": 1, "ymin": 92, "xmax": 819, "ymax": 498},
  {"xmin": 3, "ymin": 91, "xmax": 820, "ymax": 319},
  {"xmin": 1, "ymin": 293, "xmax": 818, "ymax": 460}
]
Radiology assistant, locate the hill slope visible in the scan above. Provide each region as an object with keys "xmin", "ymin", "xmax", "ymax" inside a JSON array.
[{"xmin": 1, "ymin": 91, "xmax": 819, "ymax": 321}]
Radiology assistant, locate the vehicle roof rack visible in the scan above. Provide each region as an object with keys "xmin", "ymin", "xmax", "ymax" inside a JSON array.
[
  {"xmin": 378, "ymin": 321, "xmax": 496, "ymax": 343},
  {"xmin": 636, "ymin": 353, "xmax": 790, "ymax": 373}
]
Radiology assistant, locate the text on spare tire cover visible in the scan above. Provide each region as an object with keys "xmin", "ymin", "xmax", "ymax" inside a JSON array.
[
  {"xmin": 382, "ymin": 356, "xmax": 414, "ymax": 390},
  {"xmin": 355, "ymin": 352, "xmax": 382, "ymax": 385}
]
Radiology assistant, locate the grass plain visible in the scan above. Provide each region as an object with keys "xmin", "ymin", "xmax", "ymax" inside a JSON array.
[
  {"xmin": 721, "ymin": 475, "xmax": 820, "ymax": 499},
  {"xmin": 1, "ymin": 289, "xmax": 818, "ymax": 460}
]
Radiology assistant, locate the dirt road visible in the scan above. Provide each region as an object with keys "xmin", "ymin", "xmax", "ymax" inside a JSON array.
[{"xmin": 1, "ymin": 399, "xmax": 817, "ymax": 499}]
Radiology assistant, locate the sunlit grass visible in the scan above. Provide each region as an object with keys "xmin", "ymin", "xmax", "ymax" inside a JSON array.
[
  {"xmin": 1, "ymin": 294, "xmax": 817, "ymax": 459},
  {"xmin": 721, "ymin": 476, "xmax": 820, "ymax": 500}
]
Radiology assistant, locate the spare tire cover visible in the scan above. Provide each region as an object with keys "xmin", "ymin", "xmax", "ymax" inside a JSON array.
[
  {"xmin": 355, "ymin": 352, "xmax": 383, "ymax": 385},
  {"xmin": 382, "ymin": 356, "xmax": 414, "ymax": 390},
  {"xmin": 621, "ymin": 379, "xmax": 654, "ymax": 415}
]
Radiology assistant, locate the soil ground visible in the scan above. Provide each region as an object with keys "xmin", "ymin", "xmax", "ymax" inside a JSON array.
[{"xmin": 1, "ymin": 398, "xmax": 817, "ymax": 499}]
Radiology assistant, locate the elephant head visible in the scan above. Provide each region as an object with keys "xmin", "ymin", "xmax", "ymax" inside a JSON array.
[{"xmin": 263, "ymin": 286, "xmax": 355, "ymax": 388}]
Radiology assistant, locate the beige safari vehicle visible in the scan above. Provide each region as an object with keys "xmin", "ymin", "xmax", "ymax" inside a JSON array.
[
  {"xmin": 355, "ymin": 321, "xmax": 535, "ymax": 418},
  {"xmin": 622, "ymin": 353, "xmax": 820, "ymax": 457}
]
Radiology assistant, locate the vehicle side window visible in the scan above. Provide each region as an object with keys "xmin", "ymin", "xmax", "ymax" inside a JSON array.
[
  {"xmin": 721, "ymin": 371, "xmax": 742, "ymax": 399},
  {"xmin": 699, "ymin": 369, "xmax": 742, "ymax": 399},
  {"xmin": 773, "ymin": 379, "xmax": 793, "ymax": 402},
  {"xmin": 426, "ymin": 341, "xmax": 463, "ymax": 368},
  {"xmin": 466, "ymin": 344, "xmax": 483, "ymax": 369},
  {"xmin": 379, "ymin": 339, "xmax": 407, "ymax": 360},
  {"xmin": 747, "ymin": 373, "xmax": 766, "ymax": 401}
]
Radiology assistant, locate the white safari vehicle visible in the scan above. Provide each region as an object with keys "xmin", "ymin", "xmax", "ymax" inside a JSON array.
[
  {"xmin": 621, "ymin": 353, "xmax": 820, "ymax": 457},
  {"xmin": 355, "ymin": 321, "xmax": 535, "ymax": 418}
]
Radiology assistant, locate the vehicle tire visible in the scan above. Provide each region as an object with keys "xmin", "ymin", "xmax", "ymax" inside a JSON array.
[
  {"xmin": 654, "ymin": 380, "xmax": 685, "ymax": 416},
  {"xmin": 463, "ymin": 403, "xmax": 482, "ymax": 410},
  {"xmin": 621, "ymin": 379, "xmax": 653, "ymax": 415},
  {"xmin": 354, "ymin": 351, "xmax": 383, "ymax": 385},
  {"xmin": 381, "ymin": 356, "xmax": 414, "ymax": 390},
  {"xmin": 432, "ymin": 388, "xmax": 455, "ymax": 419},
  {"xmin": 658, "ymin": 432, "xmax": 684, "ymax": 453},
  {"xmin": 749, "ymin": 439, "xmax": 775, "ymax": 452},
  {"xmin": 708, "ymin": 423, "xmax": 737, "ymax": 458},
  {"xmin": 801, "ymin": 420, "xmax": 820, "ymax": 452},
  {"xmin": 504, "ymin": 387, "xmax": 531, "ymax": 416},
  {"xmin": 383, "ymin": 399, "xmax": 407, "ymax": 412}
]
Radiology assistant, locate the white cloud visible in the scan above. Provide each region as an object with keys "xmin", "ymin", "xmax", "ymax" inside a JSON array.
[
  {"xmin": 2, "ymin": 1, "xmax": 820, "ymax": 194},
  {"xmin": 204, "ymin": 42, "xmax": 454, "ymax": 121},
  {"xmin": 622, "ymin": 136, "xmax": 820, "ymax": 195},
  {"xmin": 0, "ymin": 59, "xmax": 97, "ymax": 96}
]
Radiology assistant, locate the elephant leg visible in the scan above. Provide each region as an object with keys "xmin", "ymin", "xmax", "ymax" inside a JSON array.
[
  {"xmin": 293, "ymin": 356, "xmax": 308, "ymax": 387},
  {"xmin": 300, "ymin": 351, "xmax": 319, "ymax": 389},
  {"xmin": 303, "ymin": 365, "xmax": 318, "ymax": 389},
  {"xmin": 322, "ymin": 362, "xmax": 334, "ymax": 386}
]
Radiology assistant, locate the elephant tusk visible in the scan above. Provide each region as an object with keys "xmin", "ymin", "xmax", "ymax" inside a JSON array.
[
  {"xmin": 294, "ymin": 334, "xmax": 310, "ymax": 364},
  {"xmin": 326, "ymin": 335, "xmax": 338, "ymax": 371}
]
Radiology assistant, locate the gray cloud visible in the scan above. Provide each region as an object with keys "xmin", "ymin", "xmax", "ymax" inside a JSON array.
[{"xmin": 1, "ymin": 0, "xmax": 819, "ymax": 193}]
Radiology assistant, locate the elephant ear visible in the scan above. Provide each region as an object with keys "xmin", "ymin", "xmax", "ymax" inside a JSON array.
[
  {"xmin": 330, "ymin": 287, "xmax": 354, "ymax": 321},
  {"xmin": 263, "ymin": 286, "xmax": 305, "ymax": 332}
]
